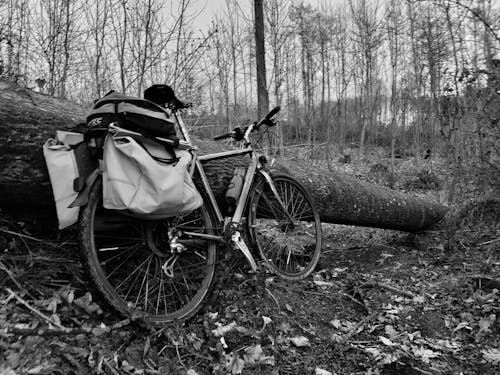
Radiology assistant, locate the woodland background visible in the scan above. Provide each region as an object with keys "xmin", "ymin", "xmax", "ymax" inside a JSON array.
[
  {"xmin": 0, "ymin": 1, "xmax": 500, "ymax": 374},
  {"xmin": 0, "ymin": 0, "xmax": 499, "ymax": 203}
]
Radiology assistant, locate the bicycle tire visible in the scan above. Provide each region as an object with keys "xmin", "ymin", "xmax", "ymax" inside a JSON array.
[
  {"xmin": 247, "ymin": 173, "xmax": 322, "ymax": 280},
  {"xmin": 79, "ymin": 178, "xmax": 218, "ymax": 323}
]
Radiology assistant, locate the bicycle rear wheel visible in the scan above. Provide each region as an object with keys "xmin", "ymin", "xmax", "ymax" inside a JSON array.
[
  {"xmin": 247, "ymin": 174, "xmax": 321, "ymax": 280},
  {"xmin": 79, "ymin": 178, "xmax": 218, "ymax": 323}
]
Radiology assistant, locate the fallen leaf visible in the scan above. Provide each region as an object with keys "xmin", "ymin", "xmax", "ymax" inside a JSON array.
[
  {"xmin": 314, "ymin": 280, "xmax": 334, "ymax": 288},
  {"xmin": 478, "ymin": 318, "xmax": 492, "ymax": 332},
  {"xmin": 385, "ymin": 325, "xmax": 397, "ymax": 338},
  {"xmin": 243, "ymin": 344, "xmax": 275, "ymax": 366},
  {"xmin": 482, "ymin": 348, "xmax": 500, "ymax": 365},
  {"xmin": 186, "ymin": 370, "xmax": 199, "ymax": 375},
  {"xmin": 290, "ymin": 336, "xmax": 310, "ymax": 347},
  {"xmin": 330, "ymin": 319, "xmax": 341, "ymax": 329},
  {"xmin": 6, "ymin": 351, "xmax": 20, "ymax": 368},
  {"xmin": 278, "ymin": 322, "xmax": 291, "ymax": 332},
  {"xmin": 365, "ymin": 347, "xmax": 382, "ymax": 358},
  {"xmin": 330, "ymin": 333, "xmax": 343, "ymax": 343},
  {"xmin": 70, "ymin": 346, "xmax": 90, "ymax": 358},
  {"xmin": 212, "ymin": 321, "xmax": 237, "ymax": 337},
  {"xmin": 27, "ymin": 365, "xmax": 47, "ymax": 374},
  {"xmin": 46, "ymin": 297, "xmax": 60, "ymax": 313},
  {"xmin": 379, "ymin": 336, "xmax": 395, "ymax": 346},
  {"xmin": 0, "ymin": 366, "xmax": 16, "ymax": 375},
  {"xmin": 315, "ymin": 368, "xmax": 333, "ymax": 375},
  {"xmin": 453, "ymin": 322, "xmax": 471, "ymax": 332},
  {"xmin": 408, "ymin": 331, "xmax": 421, "ymax": 341},
  {"xmin": 91, "ymin": 326, "xmax": 108, "ymax": 336},
  {"xmin": 380, "ymin": 352, "xmax": 400, "ymax": 365},
  {"xmin": 262, "ymin": 316, "xmax": 272, "ymax": 329},
  {"xmin": 243, "ymin": 344, "xmax": 263, "ymax": 364},
  {"xmin": 412, "ymin": 346, "xmax": 440, "ymax": 363},
  {"xmin": 224, "ymin": 352, "xmax": 245, "ymax": 374},
  {"xmin": 120, "ymin": 360, "xmax": 135, "ymax": 372},
  {"xmin": 333, "ymin": 267, "xmax": 348, "ymax": 273},
  {"xmin": 187, "ymin": 332, "xmax": 203, "ymax": 351},
  {"xmin": 50, "ymin": 313, "xmax": 61, "ymax": 327},
  {"xmin": 220, "ymin": 337, "xmax": 228, "ymax": 349},
  {"xmin": 413, "ymin": 295, "xmax": 425, "ymax": 304},
  {"xmin": 74, "ymin": 293, "xmax": 102, "ymax": 315},
  {"xmin": 265, "ymin": 277, "xmax": 274, "ymax": 285}
]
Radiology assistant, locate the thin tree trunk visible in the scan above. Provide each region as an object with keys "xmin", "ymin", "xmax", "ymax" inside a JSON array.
[{"xmin": 254, "ymin": 0, "xmax": 269, "ymax": 118}]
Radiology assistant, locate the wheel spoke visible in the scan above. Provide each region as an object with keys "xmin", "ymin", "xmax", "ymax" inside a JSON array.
[
  {"xmin": 81, "ymin": 178, "xmax": 217, "ymax": 322},
  {"xmin": 250, "ymin": 176, "xmax": 321, "ymax": 280}
]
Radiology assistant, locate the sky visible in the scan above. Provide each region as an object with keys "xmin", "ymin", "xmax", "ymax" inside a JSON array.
[{"xmin": 190, "ymin": 0, "xmax": 328, "ymax": 32}]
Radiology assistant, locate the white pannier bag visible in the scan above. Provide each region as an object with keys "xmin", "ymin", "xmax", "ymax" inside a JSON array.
[
  {"xmin": 102, "ymin": 131, "xmax": 202, "ymax": 218},
  {"xmin": 43, "ymin": 131, "xmax": 84, "ymax": 229}
]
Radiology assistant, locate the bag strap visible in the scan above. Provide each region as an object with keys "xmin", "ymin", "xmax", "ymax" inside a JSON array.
[{"xmin": 129, "ymin": 137, "xmax": 179, "ymax": 165}]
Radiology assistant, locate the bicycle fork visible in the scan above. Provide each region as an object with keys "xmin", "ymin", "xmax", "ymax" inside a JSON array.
[
  {"xmin": 227, "ymin": 166, "xmax": 294, "ymax": 271},
  {"xmin": 177, "ymin": 165, "xmax": 294, "ymax": 273}
]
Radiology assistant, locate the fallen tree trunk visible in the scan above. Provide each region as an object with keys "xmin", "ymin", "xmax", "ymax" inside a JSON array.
[{"xmin": 0, "ymin": 84, "xmax": 448, "ymax": 232}]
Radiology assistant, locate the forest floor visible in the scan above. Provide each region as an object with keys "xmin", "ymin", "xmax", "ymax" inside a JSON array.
[{"xmin": 0, "ymin": 148, "xmax": 499, "ymax": 375}]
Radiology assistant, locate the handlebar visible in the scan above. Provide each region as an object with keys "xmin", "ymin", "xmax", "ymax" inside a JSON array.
[
  {"xmin": 213, "ymin": 133, "xmax": 231, "ymax": 141},
  {"xmin": 213, "ymin": 106, "xmax": 280, "ymax": 141},
  {"xmin": 265, "ymin": 106, "xmax": 281, "ymax": 121}
]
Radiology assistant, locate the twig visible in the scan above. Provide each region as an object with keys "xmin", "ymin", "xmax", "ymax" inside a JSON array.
[
  {"xmin": 0, "ymin": 260, "xmax": 24, "ymax": 291},
  {"xmin": 175, "ymin": 343, "xmax": 188, "ymax": 371},
  {"xmin": 289, "ymin": 316, "xmax": 316, "ymax": 336},
  {"xmin": 360, "ymin": 280, "xmax": 415, "ymax": 298},
  {"xmin": 478, "ymin": 237, "xmax": 500, "ymax": 246},
  {"xmin": 265, "ymin": 287, "xmax": 281, "ymax": 311},
  {"xmin": 412, "ymin": 365, "xmax": 434, "ymax": 375},
  {"xmin": 0, "ymin": 326, "xmax": 81, "ymax": 337},
  {"xmin": 0, "ymin": 318, "xmax": 132, "ymax": 337},
  {"xmin": 0, "ymin": 228, "xmax": 61, "ymax": 248},
  {"xmin": 341, "ymin": 292, "xmax": 369, "ymax": 312},
  {"xmin": 6, "ymin": 287, "xmax": 67, "ymax": 330},
  {"xmin": 344, "ymin": 312, "xmax": 377, "ymax": 341},
  {"xmin": 103, "ymin": 358, "xmax": 121, "ymax": 375}
]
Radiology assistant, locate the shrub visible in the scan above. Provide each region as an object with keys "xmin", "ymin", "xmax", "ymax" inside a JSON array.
[{"xmin": 404, "ymin": 169, "xmax": 442, "ymax": 190}]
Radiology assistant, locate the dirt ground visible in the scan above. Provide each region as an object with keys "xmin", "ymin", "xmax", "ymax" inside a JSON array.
[{"xmin": 0, "ymin": 151, "xmax": 499, "ymax": 375}]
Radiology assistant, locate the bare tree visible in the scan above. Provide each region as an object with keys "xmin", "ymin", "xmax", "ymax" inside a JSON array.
[
  {"xmin": 386, "ymin": 0, "xmax": 404, "ymax": 161},
  {"xmin": 84, "ymin": 0, "xmax": 111, "ymax": 97},
  {"xmin": 349, "ymin": 0, "xmax": 384, "ymax": 155},
  {"xmin": 266, "ymin": 0, "xmax": 290, "ymax": 155},
  {"xmin": 32, "ymin": 0, "xmax": 81, "ymax": 97},
  {"xmin": 254, "ymin": 0, "xmax": 269, "ymax": 118}
]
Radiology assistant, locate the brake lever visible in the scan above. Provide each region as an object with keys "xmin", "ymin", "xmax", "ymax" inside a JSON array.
[{"xmin": 263, "ymin": 119, "xmax": 276, "ymax": 127}]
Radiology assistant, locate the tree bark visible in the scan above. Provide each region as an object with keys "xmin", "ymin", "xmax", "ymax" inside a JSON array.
[
  {"xmin": 0, "ymin": 84, "xmax": 448, "ymax": 232},
  {"xmin": 254, "ymin": 0, "xmax": 269, "ymax": 118}
]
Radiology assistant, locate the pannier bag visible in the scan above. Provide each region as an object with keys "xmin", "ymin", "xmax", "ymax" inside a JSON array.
[
  {"xmin": 102, "ymin": 130, "xmax": 202, "ymax": 219},
  {"xmin": 43, "ymin": 131, "xmax": 84, "ymax": 229},
  {"xmin": 87, "ymin": 91, "xmax": 177, "ymax": 140}
]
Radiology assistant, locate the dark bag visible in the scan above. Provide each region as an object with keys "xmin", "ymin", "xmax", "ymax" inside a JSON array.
[{"xmin": 86, "ymin": 91, "xmax": 177, "ymax": 139}]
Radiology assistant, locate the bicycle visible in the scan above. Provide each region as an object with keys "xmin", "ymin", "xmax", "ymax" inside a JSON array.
[{"xmin": 78, "ymin": 94, "xmax": 322, "ymax": 323}]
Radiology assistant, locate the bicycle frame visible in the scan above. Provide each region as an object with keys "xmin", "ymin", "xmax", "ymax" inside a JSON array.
[{"xmin": 170, "ymin": 110, "xmax": 287, "ymax": 271}]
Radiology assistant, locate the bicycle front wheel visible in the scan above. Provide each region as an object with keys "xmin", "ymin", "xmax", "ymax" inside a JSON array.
[
  {"xmin": 79, "ymin": 178, "xmax": 218, "ymax": 323},
  {"xmin": 247, "ymin": 173, "xmax": 321, "ymax": 280}
]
